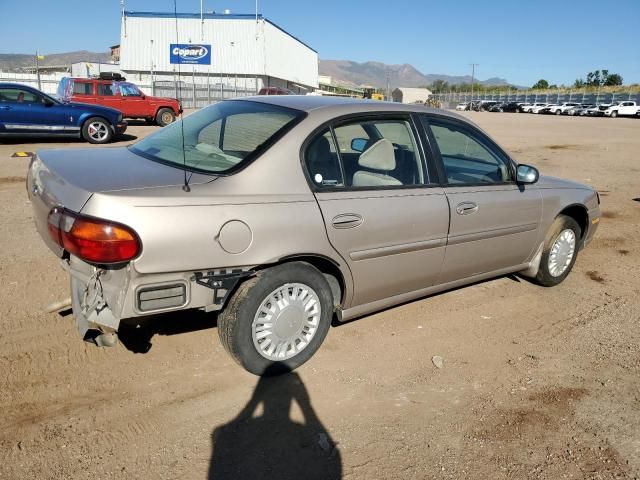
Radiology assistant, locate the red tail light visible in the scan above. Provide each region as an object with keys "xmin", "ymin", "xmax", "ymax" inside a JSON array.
[{"xmin": 47, "ymin": 208, "xmax": 141, "ymax": 264}]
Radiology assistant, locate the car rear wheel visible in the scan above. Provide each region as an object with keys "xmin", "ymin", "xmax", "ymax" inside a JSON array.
[
  {"xmin": 82, "ymin": 117, "xmax": 113, "ymax": 144},
  {"xmin": 156, "ymin": 108, "xmax": 176, "ymax": 126},
  {"xmin": 535, "ymin": 215, "xmax": 581, "ymax": 287},
  {"xmin": 217, "ymin": 262, "xmax": 333, "ymax": 376}
]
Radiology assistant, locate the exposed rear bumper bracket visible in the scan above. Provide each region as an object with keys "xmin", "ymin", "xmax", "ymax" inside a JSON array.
[{"xmin": 192, "ymin": 269, "xmax": 254, "ymax": 308}]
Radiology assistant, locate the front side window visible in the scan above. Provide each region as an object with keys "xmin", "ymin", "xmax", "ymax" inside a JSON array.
[
  {"xmin": 308, "ymin": 118, "xmax": 424, "ymax": 188},
  {"xmin": 131, "ymin": 100, "xmax": 302, "ymax": 174},
  {"xmin": 119, "ymin": 83, "xmax": 141, "ymax": 97},
  {"xmin": 424, "ymin": 117, "xmax": 513, "ymax": 184},
  {"xmin": 0, "ymin": 88, "xmax": 40, "ymax": 104}
]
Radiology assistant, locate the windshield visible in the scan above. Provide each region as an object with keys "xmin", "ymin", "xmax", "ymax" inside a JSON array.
[{"xmin": 130, "ymin": 100, "xmax": 303, "ymax": 174}]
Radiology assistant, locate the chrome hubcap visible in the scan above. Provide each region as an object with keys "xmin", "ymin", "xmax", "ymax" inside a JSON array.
[
  {"xmin": 88, "ymin": 122, "xmax": 108, "ymax": 141},
  {"xmin": 161, "ymin": 112, "xmax": 173, "ymax": 124},
  {"xmin": 252, "ymin": 283, "xmax": 321, "ymax": 361},
  {"xmin": 548, "ymin": 229, "xmax": 576, "ymax": 277}
]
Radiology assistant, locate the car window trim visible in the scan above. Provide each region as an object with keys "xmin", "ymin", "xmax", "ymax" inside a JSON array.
[
  {"xmin": 300, "ymin": 111, "xmax": 437, "ymax": 193},
  {"xmin": 420, "ymin": 113, "xmax": 517, "ymax": 187}
]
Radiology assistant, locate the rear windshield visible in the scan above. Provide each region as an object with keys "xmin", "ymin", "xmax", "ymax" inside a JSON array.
[{"xmin": 130, "ymin": 100, "xmax": 302, "ymax": 174}]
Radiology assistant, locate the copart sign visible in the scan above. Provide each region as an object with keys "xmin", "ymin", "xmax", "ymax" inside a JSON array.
[{"xmin": 170, "ymin": 44, "xmax": 211, "ymax": 65}]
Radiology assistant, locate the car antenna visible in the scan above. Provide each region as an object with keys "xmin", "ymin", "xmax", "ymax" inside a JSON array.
[{"xmin": 174, "ymin": 0, "xmax": 190, "ymax": 192}]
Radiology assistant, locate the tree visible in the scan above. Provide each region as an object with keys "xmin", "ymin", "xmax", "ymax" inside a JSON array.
[
  {"xmin": 585, "ymin": 69, "xmax": 623, "ymax": 87},
  {"xmin": 532, "ymin": 79, "xmax": 549, "ymax": 89},
  {"xmin": 573, "ymin": 78, "xmax": 585, "ymax": 88},
  {"xmin": 429, "ymin": 79, "xmax": 450, "ymax": 93},
  {"xmin": 604, "ymin": 73, "xmax": 623, "ymax": 86}
]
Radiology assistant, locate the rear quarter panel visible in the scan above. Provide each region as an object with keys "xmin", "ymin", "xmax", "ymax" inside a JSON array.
[{"xmin": 79, "ymin": 131, "xmax": 354, "ymax": 304}]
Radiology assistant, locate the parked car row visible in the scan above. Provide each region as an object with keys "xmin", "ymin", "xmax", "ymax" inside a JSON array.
[
  {"xmin": 0, "ymin": 74, "xmax": 184, "ymax": 144},
  {"xmin": 456, "ymin": 100, "xmax": 640, "ymax": 118}
]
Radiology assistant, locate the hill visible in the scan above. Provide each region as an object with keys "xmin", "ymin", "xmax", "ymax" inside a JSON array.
[
  {"xmin": 319, "ymin": 59, "xmax": 511, "ymax": 89},
  {"xmin": 0, "ymin": 51, "xmax": 110, "ymax": 71}
]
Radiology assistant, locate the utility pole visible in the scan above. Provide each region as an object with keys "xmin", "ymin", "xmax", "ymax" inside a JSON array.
[
  {"xmin": 386, "ymin": 69, "xmax": 390, "ymax": 101},
  {"xmin": 35, "ymin": 52, "xmax": 42, "ymax": 90},
  {"xmin": 470, "ymin": 63, "xmax": 479, "ymax": 101},
  {"xmin": 200, "ymin": 0, "xmax": 204, "ymax": 40}
]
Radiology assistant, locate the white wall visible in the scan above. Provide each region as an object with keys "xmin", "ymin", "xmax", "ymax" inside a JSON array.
[{"xmin": 0, "ymin": 71, "xmax": 66, "ymax": 94}]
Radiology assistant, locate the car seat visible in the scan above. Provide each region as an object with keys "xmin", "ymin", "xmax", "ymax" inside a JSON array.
[{"xmin": 352, "ymin": 139, "xmax": 402, "ymax": 187}]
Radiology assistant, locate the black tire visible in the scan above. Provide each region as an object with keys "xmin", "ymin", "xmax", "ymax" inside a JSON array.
[
  {"xmin": 218, "ymin": 262, "xmax": 334, "ymax": 376},
  {"xmin": 535, "ymin": 215, "xmax": 581, "ymax": 287},
  {"xmin": 555, "ymin": 109, "xmax": 561, "ymax": 115},
  {"xmin": 155, "ymin": 108, "xmax": 176, "ymax": 126},
  {"xmin": 610, "ymin": 110, "xmax": 618, "ymax": 118},
  {"xmin": 81, "ymin": 117, "xmax": 113, "ymax": 144}
]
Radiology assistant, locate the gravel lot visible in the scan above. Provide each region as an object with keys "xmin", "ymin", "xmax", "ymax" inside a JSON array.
[{"xmin": 1, "ymin": 112, "xmax": 639, "ymax": 480}]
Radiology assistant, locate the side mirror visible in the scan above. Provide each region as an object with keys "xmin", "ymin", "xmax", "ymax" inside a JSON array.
[
  {"xmin": 141, "ymin": 94, "xmax": 146, "ymax": 99},
  {"xmin": 516, "ymin": 164, "xmax": 539, "ymax": 184},
  {"xmin": 350, "ymin": 138, "xmax": 368, "ymax": 152},
  {"xmin": 43, "ymin": 98, "xmax": 55, "ymax": 107}
]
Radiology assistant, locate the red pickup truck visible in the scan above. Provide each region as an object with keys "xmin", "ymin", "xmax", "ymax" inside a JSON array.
[{"xmin": 57, "ymin": 76, "xmax": 182, "ymax": 126}]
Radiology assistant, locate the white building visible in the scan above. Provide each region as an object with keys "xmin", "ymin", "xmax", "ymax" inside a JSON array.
[
  {"xmin": 119, "ymin": 11, "xmax": 318, "ymax": 94},
  {"xmin": 392, "ymin": 87, "xmax": 433, "ymax": 104}
]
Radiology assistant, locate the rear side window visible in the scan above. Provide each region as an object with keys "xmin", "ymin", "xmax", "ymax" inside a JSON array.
[
  {"xmin": 98, "ymin": 83, "xmax": 115, "ymax": 96},
  {"xmin": 304, "ymin": 129, "xmax": 344, "ymax": 187},
  {"xmin": 305, "ymin": 118, "xmax": 425, "ymax": 189},
  {"xmin": 73, "ymin": 82, "xmax": 93, "ymax": 95},
  {"xmin": 131, "ymin": 100, "xmax": 303, "ymax": 174}
]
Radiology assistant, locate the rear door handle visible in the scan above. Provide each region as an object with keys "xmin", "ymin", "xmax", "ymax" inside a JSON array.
[
  {"xmin": 331, "ymin": 213, "xmax": 363, "ymax": 229},
  {"xmin": 456, "ymin": 202, "xmax": 479, "ymax": 215}
]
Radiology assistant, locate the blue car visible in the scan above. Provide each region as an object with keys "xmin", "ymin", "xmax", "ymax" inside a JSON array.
[{"xmin": 0, "ymin": 83, "xmax": 127, "ymax": 144}]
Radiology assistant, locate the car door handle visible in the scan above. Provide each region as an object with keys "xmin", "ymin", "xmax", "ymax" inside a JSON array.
[
  {"xmin": 0, "ymin": 105, "xmax": 11, "ymax": 110},
  {"xmin": 331, "ymin": 213, "xmax": 363, "ymax": 229},
  {"xmin": 456, "ymin": 202, "xmax": 479, "ymax": 215}
]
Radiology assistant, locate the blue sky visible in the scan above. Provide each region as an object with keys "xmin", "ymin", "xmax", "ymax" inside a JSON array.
[{"xmin": 1, "ymin": 0, "xmax": 639, "ymax": 86}]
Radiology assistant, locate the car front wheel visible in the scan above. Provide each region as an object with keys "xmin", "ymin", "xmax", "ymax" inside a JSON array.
[
  {"xmin": 82, "ymin": 117, "xmax": 113, "ymax": 144},
  {"xmin": 610, "ymin": 110, "xmax": 618, "ymax": 118},
  {"xmin": 217, "ymin": 262, "xmax": 334, "ymax": 375},
  {"xmin": 535, "ymin": 215, "xmax": 581, "ymax": 287}
]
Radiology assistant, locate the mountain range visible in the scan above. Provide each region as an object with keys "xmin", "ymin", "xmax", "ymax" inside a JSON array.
[
  {"xmin": 0, "ymin": 51, "xmax": 110, "ymax": 70},
  {"xmin": 0, "ymin": 51, "xmax": 512, "ymax": 88},
  {"xmin": 319, "ymin": 60, "xmax": 511, "ymax": 89}
]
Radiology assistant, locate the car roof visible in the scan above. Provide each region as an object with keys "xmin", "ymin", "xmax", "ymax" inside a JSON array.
[
  {"xmin": 0, "ymin": 82, "xmax": 39, "ymax": 91},
  {"xmin": 236, "ymin": 95, "xmax": 467, "ymax": 120}
]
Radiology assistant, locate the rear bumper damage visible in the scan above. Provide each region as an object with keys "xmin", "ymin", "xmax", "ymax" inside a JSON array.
[{"xmin": 63, "ymin": 256, "xmax": 253, "ymax": 347}]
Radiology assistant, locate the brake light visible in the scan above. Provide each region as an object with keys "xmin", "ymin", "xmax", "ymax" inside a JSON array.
[{"xmin": 47, "ymin": 208, "xmax": 141, "ymax": 264}]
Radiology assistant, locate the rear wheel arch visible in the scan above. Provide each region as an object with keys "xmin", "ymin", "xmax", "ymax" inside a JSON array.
[
  {"xmin": 261, "ymin": 254, "xmax": 347, "ymax": 308},
  {"xmin": 558, "ymin": 204, "xmax": 588, "ymax": 239}
]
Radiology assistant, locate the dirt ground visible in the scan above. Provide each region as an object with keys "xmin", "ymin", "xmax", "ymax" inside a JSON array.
[{"xmin": 0, "ymin": 113, "xmax": 639, "ymax": 480}]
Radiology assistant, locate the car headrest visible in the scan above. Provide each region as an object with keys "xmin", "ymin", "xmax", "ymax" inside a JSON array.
[
  {"xmin": 358, "ymin": 138, "xmax": 395, "ymax": 171},
  {"xmin": 308, "ymin": 135, "xmax": 331, "ymax": 164}
]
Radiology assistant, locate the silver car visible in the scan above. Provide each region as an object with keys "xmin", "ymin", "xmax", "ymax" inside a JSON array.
[{"xmin": 27, "ymin": 96, "xmax": 601, "ymax": 375}]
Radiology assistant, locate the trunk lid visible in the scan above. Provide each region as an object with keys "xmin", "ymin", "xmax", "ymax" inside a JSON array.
[{"xmin": 27, "ymin": 147, "xmax": 214, "ymax": 257}]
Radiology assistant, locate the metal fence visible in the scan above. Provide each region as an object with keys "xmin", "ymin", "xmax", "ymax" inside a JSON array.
[
  {"xmin": 432, "ymin": 91, "xmax": 640, "ymax": 107},
  {"xmin": 153, "ymin": 79, "xmax": 257, "ymax": 109}
]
